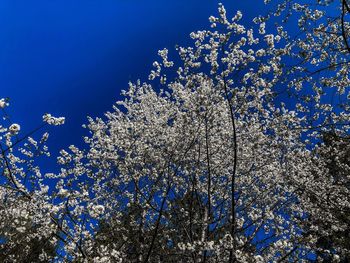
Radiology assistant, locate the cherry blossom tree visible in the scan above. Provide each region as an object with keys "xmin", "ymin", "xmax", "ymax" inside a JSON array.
[
  {"xmin": 261, "ymin": 0, "xmax": 350, "ymax": 261},
  {"xmin": 1, "ymin": 2, "xmax": 350, "ymax": 262},
  {"xmin": 46, "ymin": 4, "xmax": 321, "ymax": 261},
  {"xmin": 0, "ymin": 99, "xmax": 66, "ymax": 262}
]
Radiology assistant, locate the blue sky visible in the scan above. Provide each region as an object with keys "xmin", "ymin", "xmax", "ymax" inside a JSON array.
[{"xmin": 0, "ymin": 0, "xmax": 266, "ymax": 170}]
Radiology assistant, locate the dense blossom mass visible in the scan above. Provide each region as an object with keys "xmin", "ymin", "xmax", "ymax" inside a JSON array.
[{"xmin": 0, "ymin": 1, "xmax": 350, "ymax": 262}]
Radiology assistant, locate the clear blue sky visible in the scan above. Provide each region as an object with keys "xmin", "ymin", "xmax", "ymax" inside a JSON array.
[{"xmin": 0, "ymin": 0, "xmax": 266, "ymax": 170}]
